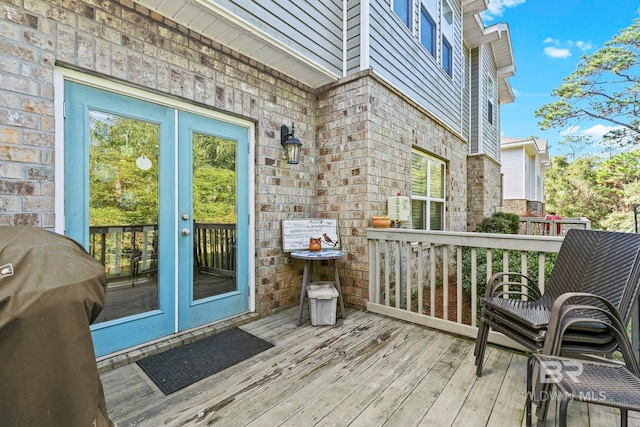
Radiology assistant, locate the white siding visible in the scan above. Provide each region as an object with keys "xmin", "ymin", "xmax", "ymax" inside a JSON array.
[
  {"xmin": 501, "ymin": 148, "xmax": 524, "ymax": 199},
  {"xmin": 526, "ymin": 155, "xmax": 536, "ymax": 200}
]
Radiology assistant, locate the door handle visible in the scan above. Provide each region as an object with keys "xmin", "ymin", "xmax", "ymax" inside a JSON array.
[{"xmin": 181, "ymin": 228, "xmax": 191, "ymax": 236}]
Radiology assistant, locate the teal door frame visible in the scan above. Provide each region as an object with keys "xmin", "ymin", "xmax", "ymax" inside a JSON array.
[
  {"xmin": 63, "ymin": 79, "xmax": 252, "ymax": 357},
  {"xmin": 177, "ymin": 111, "xmax": 249, "ymax": 330}
]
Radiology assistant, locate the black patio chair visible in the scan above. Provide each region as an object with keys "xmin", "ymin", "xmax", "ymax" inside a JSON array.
[
  {"xmin": 526, "ymin": 300, "xmax": 640, "ymax": 426},
  {"xmin": 474, "ymin": 229, "xmax": 640, "ymax": 377}
]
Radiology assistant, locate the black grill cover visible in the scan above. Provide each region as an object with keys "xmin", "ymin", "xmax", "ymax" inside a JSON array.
[{"xmin": 0, "ymin": 226, "xmax": 112, "ymax": 426}]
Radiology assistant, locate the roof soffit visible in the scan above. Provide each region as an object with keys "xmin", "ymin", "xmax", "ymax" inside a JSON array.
[{"xmin": 133, "ymin": 0, "xmax": 338, "ymax": 88}]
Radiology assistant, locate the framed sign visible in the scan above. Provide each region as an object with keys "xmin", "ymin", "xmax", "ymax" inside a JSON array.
[{"xmin": 282, "ymin": 218, "xmax": 340, "ymax": 252}]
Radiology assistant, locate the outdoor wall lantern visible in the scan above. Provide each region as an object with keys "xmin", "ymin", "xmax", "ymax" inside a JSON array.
[{"xmin": 280, "ymin": 123, "xmax": 302, "ymax": 164}]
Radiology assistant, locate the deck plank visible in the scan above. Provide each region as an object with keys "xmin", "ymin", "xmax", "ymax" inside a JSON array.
[
  {"xmin": 101, "ymin": 308, "xmax": 634, "ymax": 427},
  {"xmin": 378, "ymin": 336, "xmax": 474, "ymax": 426},
  {"xmin": 305, "ymin": 327, "xmax": 453, "ymax": 427},
  {"xmin": 451, "ymin": 348, "xmax": 515, "ymax": 426},
  {"xmin": 255, "ymin": 323, "xmax": 442, "ymax": 426},
  {"xmin": 485, "ymin": 351, "xmax": 528, "ymax": 427}
]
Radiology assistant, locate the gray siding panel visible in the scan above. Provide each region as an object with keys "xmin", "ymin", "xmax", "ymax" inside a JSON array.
[
  {"xmin": 366, "ymin": 0, "xmax": 463, "ymax": 133},
  {"xmin": 481, "ymin": 45, "xmax": 499, "ymax": 160},
  {"xmin": 462, "ymin": 44, "xmax": 470, "ymax": 143},
  {"xmin": 470, "ymin": 47, "xmax": 480, "ymax": 153},
  {"xmin": 227, "ymin": 0, "xmax": 344, "ymax": 76},
  {"xmin": 346, "ymin": 0, "xmax": 362, "ymax": 75}
]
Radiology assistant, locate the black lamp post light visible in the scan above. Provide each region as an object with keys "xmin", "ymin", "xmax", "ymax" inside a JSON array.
[{"xmin": 280, "ymin": 123, "xmax": 302, "ymax": 164}]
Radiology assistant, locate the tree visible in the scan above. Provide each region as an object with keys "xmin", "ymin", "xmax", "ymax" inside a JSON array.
[
  {"xmin": 543, "ymin": 155, "xmax": 608, "ymax": 226},
  {"xmin": 536, "ymin": 13, "xmax": 640, "ymax": 148},
  {"xmin": 544, "ymin": 149, "xmax": 640, "ymax": 230},
  {"xmin": 557, "ymin": 135, "xmax": 592, "ymax": 161}
]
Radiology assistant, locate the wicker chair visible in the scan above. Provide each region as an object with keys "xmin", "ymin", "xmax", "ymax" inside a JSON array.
[
  {"xmin": 526, "ymin": 301, "xmax": 640, "ymax": 427},
  {"xmin": 474, "ymin": 229, "xmax": 640, "ymax": 377}
]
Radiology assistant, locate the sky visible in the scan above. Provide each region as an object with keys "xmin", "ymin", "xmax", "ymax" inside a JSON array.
[{"xmin": 481, "ymin": 0, "xmax": 640, "ymax": 158}]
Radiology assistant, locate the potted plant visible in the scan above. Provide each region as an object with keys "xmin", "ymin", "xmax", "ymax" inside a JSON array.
[{"xmin": 371, "ymin": 214, "xmax": 392, "ymax": 228}]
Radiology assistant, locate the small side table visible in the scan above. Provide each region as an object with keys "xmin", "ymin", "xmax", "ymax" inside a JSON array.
[{"xmin": 291, "ymin": 249, "xmax": 346, "ymax": 326}]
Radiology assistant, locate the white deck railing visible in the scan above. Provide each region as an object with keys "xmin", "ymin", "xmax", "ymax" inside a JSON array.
[
  {"xmin": 367, "ymin": 228, "xmax": 640, "ymax": 358},
  {"xmin": 367, "ymin": 229, "xmax": 563, "ymax": 352}
]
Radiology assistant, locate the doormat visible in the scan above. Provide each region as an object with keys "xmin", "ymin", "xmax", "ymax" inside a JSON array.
[{"xmin": 137, "ymin": 327, "xmax": 274, "ymax": 395}]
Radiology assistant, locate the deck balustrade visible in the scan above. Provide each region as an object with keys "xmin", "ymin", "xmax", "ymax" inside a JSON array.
[
  {"xmin": 367, "ymin": 228, "xmax": 639, "ymax": 359},
  {"xmin": 89, "ymin": 222, "xmax": 236, "ymax": 283}
]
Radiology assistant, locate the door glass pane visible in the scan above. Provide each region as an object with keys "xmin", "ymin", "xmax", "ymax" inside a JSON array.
[
  {"xmin": 88, "ymin": 111, "xmax": 160, "ymax": 323},
  {"xmin": 192, "ymin": 132, "xmax": 237, "ymax": 301}
]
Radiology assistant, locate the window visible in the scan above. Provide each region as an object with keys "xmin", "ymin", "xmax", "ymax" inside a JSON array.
[
  {"xmin": 487, "ymin": 100, "xmax": 493, "ymax": 124},
  {"xmin": 487, "ymin": 74, "xmax": 496, "ymax": 125},
  {"xmin": 420, "ymin": 0, "xmax": 455, "ymax": 75},
  {"xmin": 411, "ymin": 150, "xmax": 446, "ymax": 230},
  {"xmin": 442, "ymin": 38, "xmax": 452, "ymax": 76},
  {"xmin": 441, "ymin": 0, "xmax": 453, "ymax": 76},
  {"xmin": 394, "ymin": 0, "xmax": 412, "ymax": 28},
  {"xmin": 420, "ymin": 4, "xmax": 436, "ymax": 56}
]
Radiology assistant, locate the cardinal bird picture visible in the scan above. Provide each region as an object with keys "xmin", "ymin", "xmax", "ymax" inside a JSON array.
[{"xmin": 322, "ymin": 233, "xmax": 339, "ymax": 247}]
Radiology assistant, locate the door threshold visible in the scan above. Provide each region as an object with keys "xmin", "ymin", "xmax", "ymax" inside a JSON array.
[{"xmin": 96, "ymin": 311, "xmax": 259, "ymax": 374}]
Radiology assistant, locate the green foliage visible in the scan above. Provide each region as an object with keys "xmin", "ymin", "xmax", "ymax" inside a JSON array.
[
  {"xmin": 535, "ymin": 13, "xmax": 640, "ymax": 148},
  {"xmin": 475, "ymin": 211, "xmax": 520, "ymax": 234},
  {"xmin": 461, "ymin": 248, "xmax": 557, "ymax": 300},
  {"xmin": 545, "ymin": 149, "xmax": 640, "ymax": 229},
  {"xmin": 192, "ymin": 133, "xmax": 237, "ymax": 224},
  {"xmin": 89, "ymin": 113, "xmax": 237, "ymax": 227},
  {"xmin": 463, "ymin": 212, "xmax": 557, "ymax": 318},
  {"xmin": 89, "ymin": 115, "xmax": 160, "ymax": 226}
]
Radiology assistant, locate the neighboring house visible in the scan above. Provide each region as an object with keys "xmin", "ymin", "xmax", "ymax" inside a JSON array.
[
  {"xmin": 500, "ymin": 137, "xmax": 550, "ymax": 215},
  {"xmin": 0, "ymin": 0, "xmax": 514, "ymax": 356}
]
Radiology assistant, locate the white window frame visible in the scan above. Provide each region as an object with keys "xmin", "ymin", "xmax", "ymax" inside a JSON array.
[
  {"xmin": 420, "ymin": 0, "xmax": 437, "ymax": 57},
  {"xmin": 411, "ymin": 149, "xmax": 446, "ymax": 231},
  {"xmin": 418, "ymin": 0, "xmax": 456, "ymax": 77},
  {"xmin": 441, "ymin": 0, "xmax": 454, "ymax": 76},
  {"xmin": 486, "ymin": 73, "xmax": 496, "ymax": 125},
  {"xmin": 393, "ymin": 0, "xmax": 412, "ymax": 29}
]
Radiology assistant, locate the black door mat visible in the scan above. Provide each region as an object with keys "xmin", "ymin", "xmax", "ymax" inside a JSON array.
[{"xmin": 136, "ymin": 327, "xmax": 274, "ymax": 395}]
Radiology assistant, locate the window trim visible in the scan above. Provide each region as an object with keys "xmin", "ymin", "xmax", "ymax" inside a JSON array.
[
  {"xmin": 420, "ymin": 3, "xmax": 437, "ymax": 57},
  {"xmin": 411, "ymin": 149, "xmax": 447, "ymax": 231},
  {"xmin": 442, "ymin": 37, "xmax": 452, "ymax": 76},
  {"xmin": 393, "ymin": 0, "xmax": 412, "ymax": 29},
  {"xmin": 486, "ymin": 73, "xmax": 496, "ymax": 125}
]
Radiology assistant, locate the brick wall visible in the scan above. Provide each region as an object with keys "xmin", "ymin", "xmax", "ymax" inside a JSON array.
[
  {"xmin": 2, "ymin": 0, "xmax": 474, "ymax": 315},
  {"xmin": 466, "ymin": 153, "xmax": 502, "ymax": 230},
  {"xmin": 0, "ymin": 0, "xmax": 318, "ymax": 315},
  {"xmin": 316, "ymin": 73, "xmax": 469, "ymax": 308}
]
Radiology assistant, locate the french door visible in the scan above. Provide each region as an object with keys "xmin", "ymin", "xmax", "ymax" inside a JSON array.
[{"xmin": 64, "ymin": 81, "xmax": 250, "ymax": 357}]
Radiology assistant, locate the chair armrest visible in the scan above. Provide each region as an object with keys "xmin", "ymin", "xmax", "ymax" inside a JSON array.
[
  {"xmin": 544, "ymin": 292, "xmax": 627, "ymax": 357},
  {"xmin": 485, "ymin": 272, "xmax": 542, "ymax": 299}
]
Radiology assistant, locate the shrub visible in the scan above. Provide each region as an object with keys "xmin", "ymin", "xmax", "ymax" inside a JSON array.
[
  {"xmin": 462, "ymin": 212, "xmax": 557, "ymax": 319},
  {"xmin": 475, "ymin": 211, "xmax": 520, "ymax": 234}
]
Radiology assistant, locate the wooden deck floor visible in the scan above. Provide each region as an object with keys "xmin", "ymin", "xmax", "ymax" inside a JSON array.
[{"xmin": 101, "ymin": 308, "xmax": 640, "ymax": 426}]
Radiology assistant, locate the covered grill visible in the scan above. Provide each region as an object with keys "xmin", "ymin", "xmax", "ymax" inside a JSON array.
[{"xmin": 0, "ymin": 226, "xmax": 112, "ymax": 426}]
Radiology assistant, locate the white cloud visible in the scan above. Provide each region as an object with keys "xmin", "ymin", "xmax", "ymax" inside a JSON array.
[
  {"xmin": 543, "ymin": 38, "xmax": 593, "ymax": 58},
  {"xmin": 560, "ymin": 124, "xmax": 621, "ymax": 141},
  {"xmin": 544, "ymin": 46, "xmax": 572, "ymax": 58},
  {"xmin": 576, "ymin": 41, "xmax": 593, "ymax": 51},
  {"xmin": 481, "ymin": 0, "xmax": 526, "ymax": 21}
]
